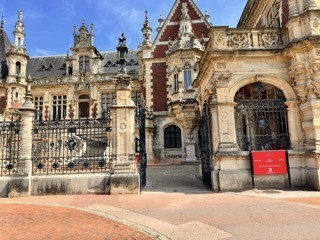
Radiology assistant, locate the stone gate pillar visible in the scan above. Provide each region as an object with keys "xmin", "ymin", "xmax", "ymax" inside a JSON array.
[
  {"xmin": 110, "ymin": 74, "xmax": 140, "ymax": 194},
  {"xmin": 10, "ymin": 78, "xmax": 35, "ymax": 197}
]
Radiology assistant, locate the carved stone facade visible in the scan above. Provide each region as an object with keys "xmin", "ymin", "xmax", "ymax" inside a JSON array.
[
  {"xmin": 2, "ymin": 0, "xmax": 320, "ymax": 192},
  {"xmin": 194, "ymin": 0, "xmax": 320, "ymax": 191}
]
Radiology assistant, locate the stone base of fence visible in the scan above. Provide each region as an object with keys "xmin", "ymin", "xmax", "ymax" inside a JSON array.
[
  {"xmin": 0, "ymin": 173, "xmax": 112, "ymax": 197},
  {"xmin": 110, "ymin": 163, "xmax": 140, "ymax": 194}
]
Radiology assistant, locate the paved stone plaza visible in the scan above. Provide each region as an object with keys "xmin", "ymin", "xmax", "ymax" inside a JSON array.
[{"xmin": 1, "ymin": 165, "xmax": 320, "ymax": 240}]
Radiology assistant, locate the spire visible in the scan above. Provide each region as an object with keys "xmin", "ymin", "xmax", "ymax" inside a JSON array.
[
  {"xmin": 156, "ymin": 15, "xmax": 164, "ymax": 33},
  {"xmin": 15, "ymin": 10, "xmax": 24, "ymax": 33},
  {"xmin": 205, "ymin": 10, "xmax": 210, "ymax": 21},
  {"xmin": 73, "ymin": 20, "xmax": 94, "ymax": 47},
  {"xmin": 141, "ymin": 10, "xmax": 152, "ymax": 46},
  {"xmin": 13, "ymin": 10, "xmax": 26, "ymax": 47},
  {"xmin": 1, "ymin": 16, "xmax": 4, "ymax": 29},
  {"xmin": 179, "ymin": 3, "xmax": 193, "ymax": 37},
  {"xmin": 90, "ymin": 23, "xmax": 94, "ymax": 45}
]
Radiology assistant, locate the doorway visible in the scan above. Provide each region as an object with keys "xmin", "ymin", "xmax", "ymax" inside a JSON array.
[{"xmin": 78, "ymin": 95, "xmax": 90, "ymax": 118}]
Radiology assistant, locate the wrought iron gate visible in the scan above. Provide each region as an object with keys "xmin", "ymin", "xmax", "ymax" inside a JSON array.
[
  {"xmin": 198, "ymin": 101, "xmax": 212, "ymax": 189},
  {"xmin": 0, "ymin": 114, "xmax": 20, "ymax": 176},
  {"xmin": 234, "ymin": 82, "xmax": 290, "ymax": 151},
  {"xmin": 137, "ymin": 103, "xmax": 147, "ymax": 190},
  {"xmin": 32, "ymin": 112, "xmax": 112, "ymax": 175}
]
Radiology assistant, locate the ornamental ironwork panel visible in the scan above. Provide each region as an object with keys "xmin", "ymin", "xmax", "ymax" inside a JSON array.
[
  {"xmin": 32, "ymin": 113, "xmax": 111, "ymax": 175},
  {"xmin": 0, "ymin": 114, "xmax": 20, "ymax": 176},
  {"xmin": 136, "ymin": 103, "xmax": 147, "ymax": 190},
  {"xmin": 198, "ymin": 101, "xmax": 212, "ymax": 190},
  {"xmin": 235, "ymin": 82, "xmax": 290, "ymax": 151}
]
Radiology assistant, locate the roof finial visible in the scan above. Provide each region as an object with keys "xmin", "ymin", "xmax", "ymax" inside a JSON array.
[
  {"xmin": 0, "ymin": 16, "xmax": 4, "ymax": 29},
  {"xmin": 145, "ymin": 10, "xmax": 148, "ymax": 21},
  {"xmin": 205, "ymin": 10, "xmax": 210, "ymax": 20},
  {"xmin": 18, "ymin": 10, "xmax": 22, "ymax": 22},
  {"xmin": 82, "ymin": 19, "xmax": 86, "ymax": 27}
]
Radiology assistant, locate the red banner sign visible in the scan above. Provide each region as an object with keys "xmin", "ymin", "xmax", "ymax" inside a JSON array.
[{"xmin": 251, "ymin": 150, "xmax": 288, "ymax": 175}]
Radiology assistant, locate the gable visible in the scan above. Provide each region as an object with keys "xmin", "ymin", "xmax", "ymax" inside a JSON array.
[{"xmin": 152, "ymin": 0, "xmax": 211, "ymax": 58}]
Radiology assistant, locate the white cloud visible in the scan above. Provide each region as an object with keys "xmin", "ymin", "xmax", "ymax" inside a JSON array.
[{"xmin": 33, "ymin": 48, "xmax": 58, "ymax": 56}]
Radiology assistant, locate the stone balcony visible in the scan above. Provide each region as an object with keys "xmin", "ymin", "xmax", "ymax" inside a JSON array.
[{"xmin": 210, "ymin": 27, "xmax": 286, "ymax": 50}]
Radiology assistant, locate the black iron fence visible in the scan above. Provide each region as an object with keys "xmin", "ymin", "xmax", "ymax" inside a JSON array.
[
  {"xmin": 0, "ymin": 115, "xmax": 21, "ymax": 176},
  {"xmin": 32, "ymin": 114, "xmax": 112, "ymax": 175}
]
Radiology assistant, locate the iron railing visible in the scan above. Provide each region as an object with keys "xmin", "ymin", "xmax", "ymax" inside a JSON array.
[
  {"xmin": 32, "ymin": 114, "xmax": 111, "ymax": 175},
  {"xmin": 0, "ymin": 115, "xmax": 21, "ymax": 176}
]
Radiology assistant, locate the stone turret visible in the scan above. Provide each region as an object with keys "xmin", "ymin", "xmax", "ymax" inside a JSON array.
[
  {"xmin": 5, "ymin": 10, "xmax": 29, "ymax": 111},
  {"xmin": 141, "ymin": 11, "xmax": 152, "ymax": 47}
]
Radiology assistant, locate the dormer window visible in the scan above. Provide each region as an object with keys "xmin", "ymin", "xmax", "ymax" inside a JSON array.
[
  {"xmin": 184, "ymin": 63, "xmax": 192, "ymax": 90},
  {"xmin": 79, "ymin": 56, "xmax": 90, "ymax": 73}
]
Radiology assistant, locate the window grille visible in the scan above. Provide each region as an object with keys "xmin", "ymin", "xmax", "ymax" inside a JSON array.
[{"xmin": 234, "ymin": 82, "xmax": 290, "ymax": 151}]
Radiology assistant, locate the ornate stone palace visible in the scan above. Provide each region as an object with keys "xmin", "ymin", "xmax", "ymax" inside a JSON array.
[{"xmin": 1, "ymin": 0, "xmax": 320, "ymax": 191}]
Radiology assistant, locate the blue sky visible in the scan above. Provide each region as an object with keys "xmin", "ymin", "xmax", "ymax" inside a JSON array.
[{"xmin": 1, "ymin": 0, "xmax": 247, "ymax": 56}]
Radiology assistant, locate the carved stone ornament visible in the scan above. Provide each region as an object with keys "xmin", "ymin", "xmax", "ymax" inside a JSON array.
[
  {"xmin": 310, "ymin": 62, "xmax": 320, "ymax": 76},
  {"xmin": 217, "ymin": 62, "xmax": 226, "ymax": 69},
  {"xmin": 289, "ymin": 66, "xmax": 308, "ymax": 81},
  {"xmin": 213, "ymin": 74, "xmax": 233, "ymax": 88},
  {"xmin": 312, "ymin": 17, "xmax": 320, "ymax": 33},
  {"xmin": 213, "ymin": 31, "xmax": 227, "ymax": 48},
  {"xmin": 113, "ymin": 75, "xmax": 131, "ymax": 90}
]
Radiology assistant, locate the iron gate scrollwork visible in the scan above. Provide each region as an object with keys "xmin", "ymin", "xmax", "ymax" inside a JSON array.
[
  {"xmin": 32, "ymin": 111, "xmax": 112, "ymax": 175},
  {"xmin": 235, "ymin": 82, "xmax": 290, "ymax": 151},
  {"xmin": 198, "ymin": 101, "xmax": 212, "ymax": 189},
  {"xmin": 137, "ymin": 103, "xmax": 147, "ymax": 190},
  {"xmin": 0, "ymin": 113, "xmax": 21, "ymax": 176}
]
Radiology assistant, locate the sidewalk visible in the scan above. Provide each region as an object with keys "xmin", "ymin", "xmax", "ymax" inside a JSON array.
[{"xmin": 1, "ymin": 165, "xmax": 320, "ymax": 240}]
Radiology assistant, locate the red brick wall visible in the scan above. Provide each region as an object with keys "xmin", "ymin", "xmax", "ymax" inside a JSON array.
[
  {"xmin": 153, "ymin": 45, "xmax": 169, "ymax": 59},
  {"xmin": 151, "ymin": 63, "xmax": 168, "ymax": 112},
  {"xmin": 170, "ymin": 0, "xmax": 201, "ymax": 22},
  {"xmin": 282, "ymin": 0, "xmax": 289, "ymax": 26}
]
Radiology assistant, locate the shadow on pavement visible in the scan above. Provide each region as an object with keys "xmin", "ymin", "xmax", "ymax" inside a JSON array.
[{"xmin": 142, "ymin": 165, "xmax": 213, "ymax": 195}]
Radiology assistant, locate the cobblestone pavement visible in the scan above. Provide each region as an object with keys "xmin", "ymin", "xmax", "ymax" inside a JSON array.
[{"xmin": 1, "ymin": 165, "xmax": 320, "ymax": 240}]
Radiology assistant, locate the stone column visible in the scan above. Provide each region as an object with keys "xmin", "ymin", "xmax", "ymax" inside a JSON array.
[
  {"xmin": 10, "ymin": 79, "xmax": 35, "ymax": 197},
  {"xmin": 210, "ymin": 105, "xmax": 219, "ymax": 153},
  {"xmin": 110, "ymin": 74, "xmax": 140, "ymax": 194},
  {"xmin": 216, "ymin": 102, "xmax": 240, "ymax": 153},
  {"xmin": 145, "ymin": 111, "xmax": 155, "ymax": 162},
  {"xmin": 288, "ymin": 0, "xmax": 299, "ymax": 18},
  {"xmin": 304, "ymin": 0, "xmax": 318, "ymax": 11},
  {"xmin": 285, "ymin": 100, "xmax": 304, "ymax": 150}
]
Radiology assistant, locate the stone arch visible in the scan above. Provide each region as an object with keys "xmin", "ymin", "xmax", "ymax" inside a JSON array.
[{"xmin": 229, "ymin": 75, "xmax": 297, "ymax": 102}]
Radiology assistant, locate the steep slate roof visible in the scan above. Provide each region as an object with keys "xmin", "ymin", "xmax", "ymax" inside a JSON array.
[
  {"xmin": 27, "ymin": 50, "xmax": 139, "ymax": 79},
  {"xmin": 0, "ymin": 28, "xmax": 12, "ymax": 77}
]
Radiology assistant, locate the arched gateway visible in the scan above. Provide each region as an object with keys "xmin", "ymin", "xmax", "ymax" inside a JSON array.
[{"xmin": 234, "ymin": 82, "xmax": 290, "ymax": 151}]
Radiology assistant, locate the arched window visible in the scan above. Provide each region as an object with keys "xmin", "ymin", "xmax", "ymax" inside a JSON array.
[
  {"xmin": 234, "ymin": 82, "xmax": 290, "ymax": 151},
  {"xmin": 164, "ymin": 125, "xmax": 181, "ymax": 149},
  {"xmin": 16, "ymin": 62, "xmax": 21, "ymax": 75},
  {"xmin": 184, "ymin": 63, "xmax": 192, "ymax": 90}
]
